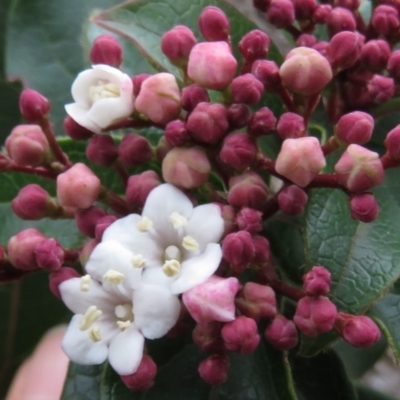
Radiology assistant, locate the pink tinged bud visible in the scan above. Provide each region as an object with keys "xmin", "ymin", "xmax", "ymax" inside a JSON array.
[
  {"xmin": 247, "ymin": 107, "xmax": 277, "ymax": 137},
  {"xmin": 187, "ymin": 42, "xmax": 237, "ymax": 91},
  {"xmin": 118, "ymin": 133, "xmax": 152, "ymax": 167},
  {"xmin": 183, "ymin": 276, "xmax": 240, "ymax": 324},
  {"xmin": 132, "ymin": 73, "xmax": 151, "ymax": 97},
  {"xmin": 349, "ymin": 193, "xmax": 379, "ymax": 223},
  {"xmin": 35, "ymin": 238, "xmax": 64, "ymax": 271},
  {"xmin": 49, "ymin": 267, "xmax": 80, "ymax": 298},
  {"xmin": 11, "ymin": 184, "xmax": 54, "ymax": 220},
  {"xmin": 231, "ymin": 74, "xmax": 264, "ymax": 105},
  {"xmin": 293, "ymin": 0, "xmax": 317, "ymax": 20},
  {"xmin": 296, "ymin": 34, "xmax": 318, "ymax": 48},
  {"xmin": 235, "ymin": 208, "xmax": 263, "ymax": 234},
  {"xmin": 222, "ymin": 231, "xmax": 255, "ymax": 274},
  {"xmin": 8, "ymin": 228, "xmax": 46, "ymax": 270},
  {"xmin": 120, "ymin": 355, "xmax": 157, "ymax": 391},
  {"xmin": 236, "ymin": 282, "xmax": 277, "ymax": 321},
  {"xmin": 372, "ymin": 5, "xmax": 399, "ymax": 36},
  {"xmin": 294, "ymin": 296, "xmax": 338, "ymax": 337},
  {"xmin": 327, "ymin": 31, "xmax": 364, "ymax": 71},
  {"xmin": 334, "ymin": 0, "xmax": 360, "ymax": 10},
  {"xmin": 221, "ymin": 316, "xmax": 260, "ymax": 354},
  {"xmin": 57, "ymin": 163, "xmax": 101, "ymax": 209},
  {"xmin": 161, "ymin": 25, "xmax": 197, "ymax": 64},
  {"xmin": 313, "ymin": 4, "xmax": 332, "ymax": 24},
  {"xmin": 162, "ymin": 146, "xmax": 211, "ymax": 189},
  {"xmin": 63, "ymin": 115, "xmax": 94, "ymax": 140},
  {"xmin": 187, "ymin": 102, "xmax": 229, "ymax": 144},
  {"xmin": 303, "ymin": 266, "xmax": 331, "ymax": 296},
  {"xmin": 252, "ymin": 235, "xmax": 271, "ymax": 264},
  {"xmin": 336, "ymin": 314, "xmax": 381, "ymax": 348},
  {"xmin": 280, "ymin": 47, "xmax": 333, "ymax": 96},
  {"xmin": 181, "ymin": 84, "xmax": 210, "ymax": 112},
  {"xmin": 360, "ymin": 40, "xmax": 391, "ymax": 72},
  {"xmin": 5, "ymin": 124, "xmax": 50, "ymax": 167},
  {"xmin": 275, "ymin": 137, "xmax": 326, "ymax": 187},
  {"xmin": 135, "ymin": 73, "xmax": 181, "ymax": 124},
  {"xmin": 264, "ymin": 315, "xmax": 299, "ymax": 350},
  {"xmin": 90, "ymin": 34, "xmax": 122, "ymax": 67},
  {"xmin": 86, "ymin": 134, "xmax": 118, "ymax": 166},
  {"xmin": 368, "ymin": 75, "xmax": 395, "ymax": 104},
  {"xmin": 251, "ymin": 60, "xmax": 282, "ymax": 92},
  {"xmin": 193, "ymin": 322, "xmax": 224, "ymax": 352},
  {"xmin": 228, "ymin": 171, "xmax": 269, "ymax": 211},
  {"xmin": 19, "ymin": 88, "xmax": 50, "ymax": 122},
  {"xmin": 385, "ymin": 125, "xmax": 400, "ymax": 159},
  {"xmin": 267, "ymin": 0, "xmax": 295, "ymax": 28},
  {"xmin": 165, "ymin": 120, "xmax": 189, "ymax": 147},
  {"xmin": 95, "ymin": 215, "xmax": 118, "ymax": 241},
  {"xmin": 79, "ymin": 239, "xmax": 98, "ymax": 266},
  {"xmin": 227, "ymin": 103, "xmax": 251, "ymax": 130},
  {"xmin": 335, "ymin": 111, "xmax": 374, "ymax": 145},
  {"xmin": 239, "ymin": 30, "xmax": 270, "ymax": 62},
  {"xmin": 198, "ymin": 353, "xmax": 230, "ymax": 385},
  {"xmin": 334, "ymin": 145, "xmax": 384, "ymax": 192},
  {"xmin": 126, "ymin": 171, "xmax": 161, "ymax": 209},
  {"xmin": 277, "ymin": 185, "xmax": 308, "ymax": 215},
  {"xmin": 276, "ymin": 112, "xmax": 305, "ymax": 139},
  {"xmin": 198, "ymin": 6, "xmax": 230, "ymax": 41},
  {"xmin": 327, "ymin": 7, "xmax": 357, "ymax": 35},
  {"xmin": 219, "ymin": 132, "xmax": 257, "ymax": 170},
  {"xmin": 388, "ymin": 50, "xmax": 400, "ymax": 81},
  {"xmin": 75, "ymin": 206, "xmax": 107, "ymax": 237}
]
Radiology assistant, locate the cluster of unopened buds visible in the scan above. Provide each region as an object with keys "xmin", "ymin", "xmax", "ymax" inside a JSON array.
[{"xmin": 1, "ymin": 0, "xmax": 399, "ymax": 391}]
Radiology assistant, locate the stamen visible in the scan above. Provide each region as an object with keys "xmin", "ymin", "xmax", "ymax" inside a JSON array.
[
  {"xmin": 88, "ymin": 326, "xmax": 101, "ymax": 342},
  {"xmin": 182, "ymin": 236, "xmax": 199, "ymax": 252},
  {"xmin": 132, "ymin": 254, "xmax": 147, "ymax": 268},
  {"xmin": 79, "ymin": 306, "xmax": 102, "ymax": 331},
  {"xmin": 164, "ymin": 245, "xmax": 182, "ymax": 261},
  {"xmin": 89, "ymin": 82, "xmax": 120, "ymax": 103},
  {"xmin": 103, "ymin": 269, "xmax": 124, "ymax": 285},
  {"xmin": 80, "ymin": 275, "xmax": 91, "ymax": 292},
  {"xmin": 114, "ymin": 303, "xmax": 134, "ymax": 321},
  {"xmin": 169, "ymin": 212, "xmax": 188, "ymax": 229},
  {"xmin": 162, "ymin": 259, "xmax": 181, "ymax": 277},
  {"xmin": 136, "ymin": 216, "xmax": 153, "ymax": 232},
  {"xmin": 117, "ymin": 320, "xmax": 131, "ymax": 331}
]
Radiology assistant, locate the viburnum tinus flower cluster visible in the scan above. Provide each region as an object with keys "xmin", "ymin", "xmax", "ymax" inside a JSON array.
[{"xmin": 2, "ymin": 0, "xmax": 400, "ymax": 391}]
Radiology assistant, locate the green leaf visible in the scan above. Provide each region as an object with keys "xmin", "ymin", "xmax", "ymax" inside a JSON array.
[{"xmin": 356, "ymin": 385, "xmax": 399, "ymax": 400}]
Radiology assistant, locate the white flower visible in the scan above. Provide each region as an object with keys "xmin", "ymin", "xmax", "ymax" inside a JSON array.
[
  {"xmin": 65, "ymin": 64, "xmax": 134, "ymax": 134},
  {"xmin": 85, "ymin": 183, "xmax": 224, "ymax": 295},
  {"xmin": 59, "ymin": 274, "xmax": 180, "ymax": 376}
]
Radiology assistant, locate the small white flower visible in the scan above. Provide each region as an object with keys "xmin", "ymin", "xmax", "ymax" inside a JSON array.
[
  {"xmin": 85, "ymin": 183, "xmax": 224, "ymax": 295},
  {"xmin": 59, "ymin": 274, "xmax": 180, "ymax": 376},
  {"xmin": 65, "ymin": 64, "xmax": 134, "ymax": 134}
]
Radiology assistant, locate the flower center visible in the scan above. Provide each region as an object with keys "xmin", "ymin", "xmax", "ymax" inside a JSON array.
[
  {"xmin": 89, "ymin": 81, "xmax": 120, "ymax": 104},
  {"xmin": 79, "ymin": 306, "xmax": 102, "ymax": 331},
  {"xmin": 103, "ymin": 269, "xmax": 124, "ymax": 284},
  {"xmin": 115, "ymin": 303, "xmax": 134, "ymax": 331},
  {"xmin": 169, "ymin": 212, "xmax": 188, "ymax": 229},
  {"xmin": 162, "ymin": 245, "xmax": 182, "ymax": 277}
]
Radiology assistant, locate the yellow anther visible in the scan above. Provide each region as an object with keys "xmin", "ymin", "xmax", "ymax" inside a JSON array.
[
  {"xmin": 132, "ymin": 254, "xmax": 147, "ymax": 268},
  {"xmin": 79, "ymin": 306, "xmax": 102, "ymax": 331},
  {"xmin": 182, "ymin": 236, "xmax": 199, "ymax": 252},
  {"xmin": 103, "ymin": 269, "xmax": 124, "ymax": 285},
  {"xmin": 80, "ymin": 275, "xmax": 91, "ymax": 292},
  {"xmin": 169, "ymin": 212, "xmax": 188, "ymax": 229},
  {"xmin": 117, "ymin": 320, "xmax": 131, "ymax": 331},
  {"xmin": 162, "ymin": 259, "xmax": 181, "ymax": 277},
  {"xmin": 136, "ymin": 216, "xmax": 153, "ymax": 232},
  {"xmin": 88, "ymin": 326, "xmax": 102, "ymax": 342},
  {"xmin": 89, "ymin": 83, "xmax": 120, "ymax": 103}
]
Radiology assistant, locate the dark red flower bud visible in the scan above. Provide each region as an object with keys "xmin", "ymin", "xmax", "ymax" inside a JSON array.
[
  {"xmin": 161, "ymin": 25, "xmax": 197, "ymax": 65},
  {"xmin": 303, "ymin": 266, "xmax": 332, "ymax": 296},
  {"xmin": 264, "ymin": 315, "xmax": 299, "ymax": 350},
  {"xmin": 90, "ymin": 34, "xmax": 123, "ymax": 67},
  {"xmin": 35, "ymin": 238, "xmax": 64, "ymax": 271},
  {"xmin": 219, "ymin": 132, "xmax": 257, "ymax": 169},
  {"xmin": 222, "ymin": 231, "xmax": 255, "ymax": 273},
  {"xmin": 267, "ymin": 0, "xmax": 295, "ymax": 28},
  {"xmin": 120, "ymin": 355, "xmax": 157, "ymax": 391},
  {"xmin": 75, "ymin": 206, "xmax": 107, "ymax": 237},
  {"xmin": 349, "ymin": 193, "xmax": 379, "ymax": 222},
  {"xmin": 231, "ymin": 74, "xmax": 264, "ymax": 105},
  {"xmin": 335, "ymin": 111, "xmax": 374, "ymax": 144},
  {"xmin": 165, "ymin": 120, "xmax": 189, "ymax": 147},
  {"xmin": 227, "ymin": 103, "xmax": 251, "ymax": 129},
  {"xmin": 327, "ymin": 7, "xmax": 357, "ymax": 36},
  {"xmin": 277, "ymin": 185, "xmax": 308, "ymax": 215},
  {"xmin": 296, "ymin": 34, "xmax": 318, "ymax": 47},
  {"xmin": 371, "ymin": 5, "xmax": 399, "ymax": 36},
  {"xmin": 385, "ymin": 125, "xmax": 400, "ymax": 158},
  {"xmin": 49, "ymin": 267, "xmax": 80, "ymax": 298},
  {"xmin": 360, "ymin": 40, "xmax": 391, "ymax": 72},
  {"xmin": 313, "ymin": 4, "xmax": 332, "ymax": 24},
  {"xmin": 387, "ymin": 50, "xmax": 400, "ymax": 81},
  {"xmin": 252, "ymin": 235, "xmax": 271, "ymax": 264},
  {"xmin": 239, "ymin": 30, "xmax": 270, "ymax": 61},
  {"xmin": 193, "ymin": 322, "xmax": 224, "ymax": 352},
  {"xmin": 276, "ymin": 112, "xmax": 305, "ymax": 139},
  {"xmin": 198, "ymin": 354, "xmax": 230, "ymax": 385},
  {"xmin": 334, "ymin": 0, "xmax": 360, "ymax": 10},
  {"xmin": 86, "ymin": 134, "xmax": 118, "ymax": 166},
  {"xmin": 95, "ymin": 215, "xmax": 118, "ymax": 241},
  {"xmin": 235, "ymin": 208, "xmax": 263, "ymax": 234},
  {"xmin": 198, "ymin": 6, "xmax": 230, "ymax": 41},
  {"xmin": 63, "ymin": 115, "xmax": 94, "ymax": 140},
  {"xmin": 251, "ymin": 60, "xmax": 282, "ymax": 92},
  {"xmin": 368, "ymin": 75, "xmax": 395, "ymax": 104},
  {"xmin": 132, "ymin": 73, "xmax": 151, "ymax": 97},
  {"xmin": 293, "ymin": 0, "xmax": 317, "ymax": 20},
  {"xmin": 247, "ymin": 107, "xmax": 277, "ymax": 137},
  {"xmin": 181, "ymin": 84, "xmax": 210, "ymax": 112},
  {"xmin": 126, "ymin": 171, "xmax": 161, "ymax": 210},
  {"xmin": 19, "ymin": 89, "xmax": 50, "ymax": 122},
  {"xmin": 118, "ymin": 134, "xmax": 152, "ymax": 167}
]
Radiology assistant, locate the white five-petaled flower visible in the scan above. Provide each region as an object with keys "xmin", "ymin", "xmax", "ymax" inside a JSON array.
[
  {"xmin": 65, "ymin": 64, "xmax": 134, "ymax": 134},
  {"xmin": 85, "ymin": 183, "xmax": 225, "ymax": 295},
  {"xmin": 59, "ymin": 274, "xmax": 180, "ymax": 376}
]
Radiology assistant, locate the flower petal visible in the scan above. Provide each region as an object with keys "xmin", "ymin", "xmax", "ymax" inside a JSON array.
[
  {"xmin": 108, "ymin": 324, "xmax": 144, "ymax": 375},
  {"xmin": 65, "ymin": 103, "xmax": 101, "ymax": 134},
  {"xmin": 171, "ymin": 243, "xmax": 222, "ymax": 294},
  {"xmin": 134, "ymin": 284, "xmax": 181, "ymax": 339}
]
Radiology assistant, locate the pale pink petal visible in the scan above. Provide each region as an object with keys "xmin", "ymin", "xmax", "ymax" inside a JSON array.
[{"xmin": 65, "ymin": 103, "xmax": 101, "ymax": 134}]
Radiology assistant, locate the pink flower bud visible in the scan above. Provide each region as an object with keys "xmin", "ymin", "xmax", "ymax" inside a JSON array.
[
  {"xmin": 228, "ymin": 171, "xmax": 269, "ymax": 211},
  {"xmin": 296, "ymin": 34, "xmax": 318, "ymax": 47},
  {"xmin": 335, "ymin": 111, "xmax": 374, "ymax": 145},
  {"xmin": 313, "ymin": 4, "xmax": 332, "ymax": 24},
  {"xmin": 360, "ymin": 40, "xmax": 391, "ymax": 72},
  {"xmin": 327, "ymin": 7, "xmax": 357, "ymax": 35},
  {"xmin": 63, "ymin": 115, "xmax": 94, "ymax": 140},
  {"xmin": 276, "ymin": 137, "xmax": 326, "ymax": 187},
  {"xmin": 251, "ymin": 60, "xmax": 282, "ymax": 92},
  {"xmin": 219, "ymin": 132, "xmax": 257, "ymax": 169},
  {"xmin": 372, "ymin": 5, "xmax": 399, "ymax": 36},
  {"xmin": 120, "ymin": 355, "xmax": 157, "ymax": 391},
  {"xmin": 334, "ymin": 145, "xmax": 384, "ymax": 192},
  {"xmin": 264, "ymin": 315, "xmax": 299, "ymax": 350},
  {"xmin": 132, "ymin": 73, "xmax": 151, "ymax": 97},
  {"xmin": 86, "ymin": 134, "xmax": 118, "ymax": 166},
  {"xmin": 267, "ymin": 0, "xmax": 295, "ymax": 28},
  {"xmin": 252, "ymin": 235, "xmax": 271, "ymax": 264},
  {"xmin": 235, "ymin": 208, "xmax": 263, "ymax": 234},
  {"xmin": 126, "ymin": 171, "xmax": 161, "ymax": 210},
  {"xmin": 280, "ymin": 47, "xmax": 333, "ymax": 96},
  {"xmin": 57, "ymin": 163, "xmax": 101, "ymax": 209},
  {"xmin": 247, "ymin": 107, "xmax": 277, "ymax": 137},
  {"xmin": 276, "ymin": 112, "xmax": 305, "ymax": 139},
  {"xmin": 227, "ymin": 103, "xmax": 251, "ymax": 130},
  {"xmin": 236, "ymin": 282, "xmax": 277, "ymax": 321},
  {"xmin": 49, "ymin": 267, "xmax": 80, "ymax": 298},
  {"xmin": 8, "ymin": 228, "xmax": 46, "ymax": 270},
  {"xmin": 368, "ymin": 75, "xmax": 395, "ymax": 104},
  {"xmin": 161, "ymin": 25, "xmax": 197, "ymax": 64},
  {"xmin": 334, "ymin": 0, "xmax": 360, "ymax": 10},
  {"xmin": 231, "ymin": 74, "xmax": 264, "ymax": 105},
  {"xmin": 19, "ymin": 88, "xmax": 50, "ymax": 122},
  {"xmin": 385, "ymin": 125, "xmax": 400, "ymax": 158},
  {"xmin": 188, "ymin": 42, "xmax": 237, "ymax": 90},
  {"xmin": 187, "ymin": 102, "xmax": 229, "ymax": 144},
  {"xmin": 165, "ymin": 120, "xmax": 189, "ymax": 147},
  {"xmin": 198, "ymin": 6, "xmax": 230, "ymax": 41},
  {"xmin": 293, "ymin": 0, "xmax": 317, "ymax": 20},
  {"xmin": 95, "ymin": 215, "xmax": 118, "ymax": 241},
  {"xmin": 388, "ymin": 50, "xmax": 400, "ymax": 81},
  {"xmin": 222, "ymin": 231, "xmax": 255, "ymax": 273},
  {"xmin": 216, "ymin": 203, "xmax": 236, "ymax": 237},
  {"xmin": 349, "ymin": 193, "xmax": 379, "ymax": 222},
  {"xmin": 162, "ymin": 146, "xmax": 211, "ymax": 189},
  {"xmin": 35, "ymin": 238, "xmax": 64, "ymax": 271},
  {"xmin": 11, "ymin": 184, "xmax": 55, "ymax": 220},
  {"xmin": 239, "ymin": 30, "xmax": 270, "ymax": 61},
  {"xmin": 5, "ymin": 124, "xmax": 50, "ymax": 166},
  {"xmin": 313, "ymin": 41, "xmax": 329, "ymax": 57},
  {"xmin": 181, "ymin": 84, "xmax": 210, "ymax": 111},
  {"xmin": 277, "ymin": 185, "xmax": 308, "ymax": 215},
  {"xmin": 90, "ymin": 34, "xmax": 122, "ymax": 67},
  {"xmin": 221, "ymin": 316, "xmax": 260, "ymax": 354},
  {"xmin": 193, "ymin": 322, "xmax": 224, "ymax": 352},
  {"xmin": 183, "ymin": 275, "xmax": 240, "ymax": 324},
  {"xmin": 294, "ymin": 296, "xmax": 337, "ymax": 337},
  {"xmin": 335, "ymin": 314, "xmax": 381, "ymax": 347},
  {"xmin": 303, "ymin": 266, "xmax": 331, "ymax": 296},
  {"xmin": 75, "ymin": 206, "xmax": 107, "ymax": 237},
  {"xmin": 118, "ymin": 134, "xmax": 152, "ymax": 167},
  {"xmin": 198, "ymin": 354, "xmax": 230, "ymax": 385},
  {"xmin": 327, "ymin": 31, "xmax": 364, "ymax": 71}
]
